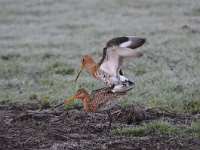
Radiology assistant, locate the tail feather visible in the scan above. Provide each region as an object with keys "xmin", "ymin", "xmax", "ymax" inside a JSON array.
[
  {"xmin": 115, "ymin": 87, "xmax": 133, "ymax": 95},
  {"xmin": 125, "ymin": 88, "xmax": 133, "ymax": 93}
]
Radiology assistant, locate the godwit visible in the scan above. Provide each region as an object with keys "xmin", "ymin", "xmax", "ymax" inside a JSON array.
[
  {"xmin": 75, "ymin": 36, "xmax": 146, "ymax": 92},
  {"xmin": 56, "ymin": 87, "xmax": 132, "ymax": 134}
]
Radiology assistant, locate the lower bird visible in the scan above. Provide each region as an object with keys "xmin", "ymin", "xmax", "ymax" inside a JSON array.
[
  {"xmin": 75, "ymin": 36, "xmax": 146, "ymax": 92},
  {"xmin": 56, "ymin": 86, "xmax": 132, "ymax": 134}
]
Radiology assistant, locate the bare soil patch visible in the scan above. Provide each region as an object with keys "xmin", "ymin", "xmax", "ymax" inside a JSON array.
[{"xmin": 0, "ymin": 102, "xmax": 199, "ymax": 150}]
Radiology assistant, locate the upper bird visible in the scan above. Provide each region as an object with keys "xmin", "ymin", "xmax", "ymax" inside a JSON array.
[{"xmin": 75, "ymin": 36, "xmax": 146, "ymax": 92}]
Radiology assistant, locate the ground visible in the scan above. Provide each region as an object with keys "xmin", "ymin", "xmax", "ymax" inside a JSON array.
[
  {"xmin": 0, "ymin": 0, "xmax": 200, "ymax": 149},
  {"xmin": 0, "ymin": 102, "xmax": 200, "ymax": 150}
]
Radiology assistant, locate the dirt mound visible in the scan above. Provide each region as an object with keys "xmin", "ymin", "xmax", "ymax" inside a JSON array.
[{"xmin": 0, "ymin": 103, "xmax": 199, "ymax": 150}]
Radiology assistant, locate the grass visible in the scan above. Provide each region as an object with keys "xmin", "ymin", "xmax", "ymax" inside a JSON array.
[
  {"xmin": 185, "ymin": 120, "xmax": 200, "ymax": 137},
  {"xmin": 46, "ymin": 62, "xmax": 75, "ymax": 76},
  {"xmin": 114, "ymin": 126, "xmax": 145, "ymax": 136},
  {"xmin": 145, "ymin": 119, "xmax": 177, "ymax": 135},
  {"xmin": 0, "ymin": 0, "xmax": 200, "ymax": 114},
  {"xmin": 114, "ymin": 119, "xmax": 200, "ymax": 138}
]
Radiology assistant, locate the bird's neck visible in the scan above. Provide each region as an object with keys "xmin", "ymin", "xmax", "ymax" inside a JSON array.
[
  {"xmin": 85, "ymin": 57, "xmax": 98, "ymax": 76},
  {"xmin": 82, "ymin": 95, "xmax": 95, "ymax": 112}
]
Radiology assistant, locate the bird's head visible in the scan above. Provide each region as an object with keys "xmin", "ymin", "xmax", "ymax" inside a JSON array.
[
  {"xmin": 64, "ymin": 88, "xmax": 88, "ymax": 104},
  {"xmin": 75, "ymin": 55, "xmax": 93, "ymax": 81}
]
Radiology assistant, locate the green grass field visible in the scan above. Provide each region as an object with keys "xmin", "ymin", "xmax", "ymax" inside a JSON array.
[
  {"xmin": 0, "ymin": 0, "xmax": 200, "ymax": 114},
  {"xmin": 114, "ymin": 119, "xmax": 200, "ymax": 138}
]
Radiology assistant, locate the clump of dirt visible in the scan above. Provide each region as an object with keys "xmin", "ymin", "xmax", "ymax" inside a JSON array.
[{"xmin": 0, "ymin": 102, "xmax": 199, "ymax": 150}]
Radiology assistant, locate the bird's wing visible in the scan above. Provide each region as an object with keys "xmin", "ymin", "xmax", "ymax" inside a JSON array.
[
  {"xmin": 90, "ymin": 88, "xmax": 126, "ymax": 110},
  {"xmin": 99, "ymin": 47, "xmax": 143, "ymax": 76},
  {"xmin": 106, "ymin": 36, "xmax": 146, "ymax": 49},
  {"xmin": 99, "ymin": 46, "xmax": 120, "ymax": 76},
  {"xmin": 98, "ymin": 36, "xmax": 145, "ymax": 76},
  {"xmin": 98, "ymin": 36, "xmax": 145, "ymax": 66},
  {"xmin": 90, "ymin": 87, "xmax": 113, "ymax": 100}
]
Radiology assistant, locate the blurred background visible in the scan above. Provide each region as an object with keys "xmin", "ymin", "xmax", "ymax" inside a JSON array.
[{"xmin": 0, "ymin": 0, "xmax": 199, "ymax": 113}]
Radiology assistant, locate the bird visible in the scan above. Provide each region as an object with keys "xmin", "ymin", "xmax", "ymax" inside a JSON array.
[
  {"xmin": 74, "ymin": 36, "xmax": 146, "ymax": 92},
  {"xmin": 55, "ymin": 86, "xmax": 132, "ymax": 134}
]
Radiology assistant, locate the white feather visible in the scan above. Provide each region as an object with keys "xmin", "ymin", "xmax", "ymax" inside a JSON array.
[
  {"xmin": 119, "ymin": 41, "xmax": 131, "ymax": 47},
  {"xmin": 111, "ymin": 84, "xmax": 127, "ymax": 92},
  {"xmin": 119, "ymin": 75, "xmax": 129, "ymax": 82}
]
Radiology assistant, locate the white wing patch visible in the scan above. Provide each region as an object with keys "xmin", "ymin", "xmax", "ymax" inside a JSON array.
[{"xmin": 119, "ymin": 41, "xmax": 131, "ymax": 47}]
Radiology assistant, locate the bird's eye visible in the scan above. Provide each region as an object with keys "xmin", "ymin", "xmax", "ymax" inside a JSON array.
[{"xmin": 82, "ymin": 59, "xmax": 85, "ymax": 63}]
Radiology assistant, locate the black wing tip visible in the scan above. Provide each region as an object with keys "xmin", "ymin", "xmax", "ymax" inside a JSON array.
[
  {"xmin": 127, "ymin": 36, "xmax": 146, "ymax": 49},
  {"xmin": 106, "ymin": 36, "xmax": 146, "ymax": 49},
  {"xmin": 106, "ymin": 36, "xmax": 129, "ymax": 48}
]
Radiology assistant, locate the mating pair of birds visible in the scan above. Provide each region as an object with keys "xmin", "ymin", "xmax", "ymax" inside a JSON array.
[{"xmin": 58, "ymin": 36, "xmax": 146, "ymax": 131}]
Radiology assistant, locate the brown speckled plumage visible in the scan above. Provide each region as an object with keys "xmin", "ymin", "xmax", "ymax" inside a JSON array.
[{"xmin": 63, "ymin": 87, "xmax": 128, "ymax": 112}]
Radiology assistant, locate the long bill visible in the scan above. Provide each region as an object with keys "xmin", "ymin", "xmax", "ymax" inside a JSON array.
[
  {"xmin": 64, "ymin": 95, "xmax": 77, "ymax": 104},
  {"xmin": 54, "ymin": 95, "xmax": 77, "ymax": 108},
  {"xmin": 75, "ymin": 63, "xmax": 85, "ymax": 82}
]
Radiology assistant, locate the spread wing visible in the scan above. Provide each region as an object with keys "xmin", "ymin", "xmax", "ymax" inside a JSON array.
[{"xmin": 98, "ymin": 36, "xmax": 146, "ymax": 77}]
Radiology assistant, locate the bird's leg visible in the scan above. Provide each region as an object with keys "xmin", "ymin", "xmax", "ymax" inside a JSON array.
[{"xmin": 106, "ymin": 110, "xmax": 112, "ymax": 136}]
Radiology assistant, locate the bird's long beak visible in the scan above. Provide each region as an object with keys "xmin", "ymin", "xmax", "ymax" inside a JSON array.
[
  {"xmin": 75, "ymin": 63, "xmax": 85, "ymax": 82},
  {"xmin": 64, "ymin": 95, "xmax": 77, "ymax": 104},
  {"xmin": 54, "ymin": 94, "xmax": 77, "ymax": 108}
]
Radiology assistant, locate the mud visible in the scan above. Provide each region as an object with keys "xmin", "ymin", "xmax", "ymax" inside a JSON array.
[{"xmin": 0, "ymin": 102, "xmax": 199, "ymax": 150}]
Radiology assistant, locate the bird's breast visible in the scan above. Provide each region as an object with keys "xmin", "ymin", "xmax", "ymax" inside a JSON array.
[{"xmin": 95, "ymin": 70, "xmax": 114, "ymax": 85}]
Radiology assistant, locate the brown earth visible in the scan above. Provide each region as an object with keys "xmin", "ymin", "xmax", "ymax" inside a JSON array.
[{"xmin": 0, "ymin": 102, "xmax": 199, "ymax": 150}]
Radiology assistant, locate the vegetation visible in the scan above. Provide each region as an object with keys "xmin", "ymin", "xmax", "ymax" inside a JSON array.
[
  {"xmin": 114, "ymin": 119, "xmax": 200, "ymax": 138},
  {"xmin": 0, "ymin": 0, "xmax": 200, "ymax": 114}
]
